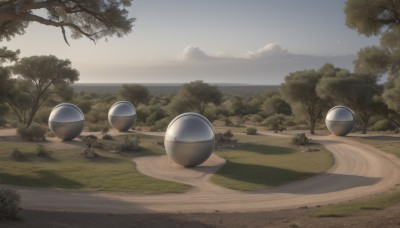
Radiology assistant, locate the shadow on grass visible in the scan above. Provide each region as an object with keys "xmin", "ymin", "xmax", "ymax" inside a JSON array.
[
  {"xmin": 0, "ymin": 170, "xmax": 83, "ymax": 188},
  {"xmin": 88, "ymin": 155, "xmax": 124, "ymax": 164},
  {"xmin": 215, "ymin": 161, "xmax": 381, "ymax": 193},
  {"xmin": 232, "ymin": 143, "xmax": 295, "ymax": 155},
  {"xmin": 214, "ymin": 161, "xmax": 312, "ymax": 188}
]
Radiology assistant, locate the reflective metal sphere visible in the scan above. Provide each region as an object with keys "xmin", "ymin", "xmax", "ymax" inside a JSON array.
[
  {"xmin": 325, "ymin": 105, "xmax": 355, "ymax": 136},
  {"xmin": 48, "ymin": 103, "xmax": 84, "ymax": 141},
  {"xmin": 108, "ymin": 101, "xmax": 137, "ymax": 131},
  {"xmin": 164, "ymin": 112, "xmax": 215, "ymax": 167}
]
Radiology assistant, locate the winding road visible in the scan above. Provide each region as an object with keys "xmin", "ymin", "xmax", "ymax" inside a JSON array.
[{"xmin": 1, "ymin": 129, "xmax": 400, "ymax": 214}]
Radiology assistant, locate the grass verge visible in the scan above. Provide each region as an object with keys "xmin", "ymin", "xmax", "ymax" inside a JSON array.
[
  {"xmin": 210, "ymin": 134, "xmax": 333, "ymax": 191},
  {"xmin": 312, "ymin": 133, "xmax": 400, "ymax": 217},
  {"xmin": 312, "ymin": 189, "xmax": 400, "ymax": 217},
  {"xmin": 0, "ymin": 134, "xmax": 189, "ymax": 193}
]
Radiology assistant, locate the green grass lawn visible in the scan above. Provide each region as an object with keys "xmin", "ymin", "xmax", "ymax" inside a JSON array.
[
  {"xmin": 210, "ymin": 134, "xmax": 333, "ymax": 191},
  {"xmin": 0, "ymin": 131, "xmax": 335, "ymax": 193},
  {"xmin": 312, "ymin": 189, "xmax": 400, "ymax": 217},
  {"xmin": 0, "ymin": 133, "xmax": 189, "ymax": 193}
]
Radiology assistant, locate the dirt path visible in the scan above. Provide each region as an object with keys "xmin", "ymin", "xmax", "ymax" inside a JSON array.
[{"xmin": 2, "ymin": 129, "xmax": 400, "ymax": 214}]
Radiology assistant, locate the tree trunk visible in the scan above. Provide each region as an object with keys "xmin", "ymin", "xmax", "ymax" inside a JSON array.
[
  {"xmin": 310, "ymin": 119, "xmax": 316, "ymax": 135},
  {"xmin": 362, "ymin": 122, "xmax": 368, "ymax": 134}
]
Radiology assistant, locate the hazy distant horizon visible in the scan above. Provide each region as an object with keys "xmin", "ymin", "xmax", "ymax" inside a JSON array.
[{"xmin": 3, "ymin": 1, "xmax": 378, "ymax": 84}]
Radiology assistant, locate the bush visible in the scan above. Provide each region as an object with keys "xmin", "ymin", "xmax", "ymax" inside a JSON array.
[
  {"xmin": 37, "ymin": 144, "xmax": 51, "ymax": 157},
  {"xmin": 246, "ymin": 127, "xmax": 258, "ymax": 135},
  {"xmin": 223, "ymin": 117, "xmax": 233, "ymax": 126},
  {"xmin": 0, "ymin": 187, "xmax": 21, "ymax": 221},
  {"xmin": 102, "ymin": 134, "xmax": 113, "ymax": 140},
  {"xmin": 116, "ymin": 136, "xmax": 140, "ymax": 152},
  {"xmin": 17, "ymin": 123, "xmax": 46, "ymax": 141},
  {"xmin": 292, "ymin": 133, "xmax": 310, "ymax": 145},
  {"xmin": 370, "ymin": 119, "xmax": 396, "ymax": 131},
  {"xmin": 10, "ymin": 149, "xmax": 22, "ymax": 160}
]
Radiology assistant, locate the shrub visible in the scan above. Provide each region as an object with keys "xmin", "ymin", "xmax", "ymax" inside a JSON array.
[
  {"xmin": 0, "ymin": 187, "xmax": 21, "ymax": 221},
  {"xmin": 292, "ymin": 133, "xmax": 310, "ymax": 145},
  {"xmin": 102, "ymin": 134, "xmax": 113, "ymax": 140},
  {"xmin": 223, "ymin": 130, "xmax": 233, "ymax": 140},
  {"xmin": 10, "ymin": 149, "xmax": 22, "ymax": 160},
  {"xmin": 223, "ymin": 117, "xmax": 233, "ymax": 126},
  {"xmin": 116, "ymin": 136, "xmax": 141, "ymax": 152},
  {"xmin": 17, "ymin": 123, "xmax": 46, "ymax": 141},
  {"xmin": 370, "ymin": 119, "xmax": 396, "ymax": 131},
  {"xmin": 37, "ymin": 144, "xmax": 51, "ymax": 157},
  {"xmin": 246, "ymin": 127, "xmax": 258, "ymax": 135}
]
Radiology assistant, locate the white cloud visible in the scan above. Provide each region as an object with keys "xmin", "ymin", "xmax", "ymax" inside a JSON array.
[
  {"xmin": 245, "ymin": 43, "xmax": 289, "ymax": 59},
  {"xmin": 85, "ymin": 43, "xmax": 356, "ymax": 84},
  {"xmin": 180, "ymin": 46, "xmax": 211, "ymax": 61}
]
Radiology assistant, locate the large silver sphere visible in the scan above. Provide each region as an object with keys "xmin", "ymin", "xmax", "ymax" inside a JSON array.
[
  {"xmin": 108, "ymin": 101, "xmax": 137, "ymax": 131},
  {"xmin": 48, "ymin": 103, "xmax": 84, "ymax": 141},
  {"xmin": 325, "ymin": 105, "xmax": 355, "ymax": 136},
  {"xmin": 164, "ymin": 112, "xmax": 215, "ymax": 167}
]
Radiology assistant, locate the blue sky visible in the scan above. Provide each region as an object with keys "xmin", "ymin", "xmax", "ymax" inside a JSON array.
[{"xmin": 1, "ymin": 0, "xmax": 379, "ymax": 84}]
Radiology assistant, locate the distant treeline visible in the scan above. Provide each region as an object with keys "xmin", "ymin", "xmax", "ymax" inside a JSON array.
[{"xmin": 72, "ymin": 84, "xmax": 279, "ymax": 97}]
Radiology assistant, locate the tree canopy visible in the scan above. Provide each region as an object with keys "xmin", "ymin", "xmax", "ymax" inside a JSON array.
[
  {"xmin": 345, "ymin": 0, "xmax": 400, "ymax": 37},
  {"xmin": 7, "ymin": 55, "xmax": 79, "ymax": 126},
  {"xmin": 345, "ymin": 0, "xmax": 400, "ymax": 130},
  {"xmin": 0, "ymin": 0, "xmax": 135, "ymax": 45},
  {"xmin": 119, "ymin": 84, "xmax": 150, "ymax": 107},
  {"xmin": 168, "ymin": 80, "xmax": 222, "ymax": 115},
  {"xmin": 280, "ymin": 69, "xmax": 326, "ymax": 134},
  {"xmin": 317, "ymin": 74, "xmax": 383, "ymax": 134},
  {"xmin": 0, "ymin": 47, "xmax": 19, "ymax": 65}
]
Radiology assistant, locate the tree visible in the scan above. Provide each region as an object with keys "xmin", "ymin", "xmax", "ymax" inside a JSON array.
[
  {"xmin": 280, "ymin": 70, "xmax": 325, "ymax": 135},
  {"xmin": 119, "ymin": 84, "xmax": 150, "ymax": 107},
  {"xmin": 345, "ymin": 0, "xmax": 400, "ymax": 129},
  {"xmin": 0, "ymin": 0, "xmax": 135, "ymax": 45},
  {"xmin": 0, "ymin": 47, "xmax": 19, "ymax": 65},
  {"xmin": 263, "ymin": 114, "xmax": 287, "ymax": 133},
  {"xmin": 168, "ymin": 80, "xmax": 222, "ymax": 115},
  {"xmin": 353, "ymin": 46, "xmax": 389, "ymax": 76},
  {"xmin": 262, "ymin": 94, "xmax": 292, "ymax": 116},
  {"xmin": 317, "ymin": 74, "xmax": 383, "ymax": 134},
  {"xmin": 345, "ymin": 0, "xmax": 400, "ymax": 37},
  {"xmin": 7, "ymin": 55, "xmax": 79, "ymax": 126},
  {"xmin": 0, "ymin": 47, "xmax": 18, "ymax": 123}
]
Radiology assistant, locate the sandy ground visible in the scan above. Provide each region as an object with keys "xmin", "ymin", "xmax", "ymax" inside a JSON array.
[{"xmin": 1, "ymin": 129, "xmax": 400, "ymax": 215}]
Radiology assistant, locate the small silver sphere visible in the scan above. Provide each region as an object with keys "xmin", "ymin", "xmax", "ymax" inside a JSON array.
[
  {"xmin": 164, "ymin": 112, "xmax": 215, "ymax": 167},
  {"xmin": 325, "ymin": 105, "xmax": 355, "ymax": 136},
  {"xmin": 48, "ymin": 103, "xmax": 84, "ymax": 141},
  {"xmin": 108, "ymin": 101, "xmax": 137, "ymax": 132}
]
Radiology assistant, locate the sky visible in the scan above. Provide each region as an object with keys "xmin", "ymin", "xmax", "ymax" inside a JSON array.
[{"xmin": 1, "ymin": 0, "xmax": 379, "ymax": 85}]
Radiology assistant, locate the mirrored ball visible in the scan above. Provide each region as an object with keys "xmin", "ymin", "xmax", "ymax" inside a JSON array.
[
  {"xmin": 164, "ymin": 112, "xmax": 215, "ymax": 167},
  {"xmin": 48, "ymin": 103, "xmax": 84, "ymax": 141},
  {"xmin": 325, "ymin": 105, "xmax": 355, "ymax": 136},
  {"xmin": 108, "ymin": 101, "xmax": 137, "ymax": 132}
]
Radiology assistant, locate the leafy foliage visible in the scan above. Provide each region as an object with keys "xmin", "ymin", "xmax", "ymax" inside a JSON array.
[
  {"xmin": 119, "ymin": 84, "xmax": 150, "ymax": 107},
  {"xmin": 36, "ymin": 145, "xmax": 51, "ymax": 158},
  {"xmin": 246, "ymin": 127, "xmax": 258, "ymax": 135},
  {"xmin": 263, "ymin": 114, "xmax": 288, "ymax": 133},
  {"xmin": 291, "ymin": 133, "xmax": 310, "ymax": 145},
  {"xmin": 168, "ymin": 80, "xmax": 222, "ymax": 115},
  {"xmin": 0, "ymin": 0, "xmax": 135, "ymax": 45},
  {"xmin": 281, "ymin": 69, "xmax": 326, "ymax": 134},
  {"xmin": 116, "ymin": 136, "xmax": 141, "ymax": 152},
  {"xmin": 0, "ymin": 186, "xmax": 21, "ymax": 221},
  {"xmin": 16, "ymin": 123, "xmax": 46, "ymax": 141},
  {"xmin": 7, "ymin": 55, "xmax": 79, "ymax": 126}
]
